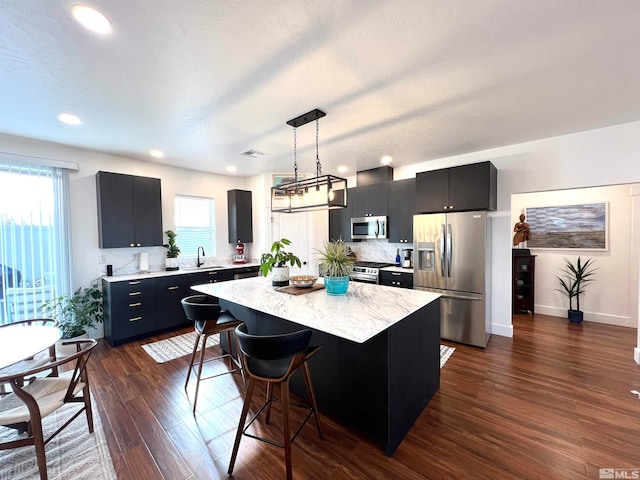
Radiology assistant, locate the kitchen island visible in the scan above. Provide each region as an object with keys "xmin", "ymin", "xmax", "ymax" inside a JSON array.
[{"xmin": 192, "ymin": 276, "xmax": 441, "ymax": 456}]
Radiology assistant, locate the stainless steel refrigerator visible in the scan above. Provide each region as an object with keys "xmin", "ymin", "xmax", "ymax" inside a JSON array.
[{"xmin": 413, "ymin": 211, "xmax": 491, "ymax": 347}]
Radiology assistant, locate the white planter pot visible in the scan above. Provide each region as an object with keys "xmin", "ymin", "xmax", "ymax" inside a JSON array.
[
  {"xmin": 56, "ymin": 332, "xmax": 90, "ymax": 358},
  {"xmin": 165, "ymin": 257, "xmax": 179, "ymax": 271},
  {"xmin": 271, "ymin": 266, "xmax": 290, "ymax": 287}
]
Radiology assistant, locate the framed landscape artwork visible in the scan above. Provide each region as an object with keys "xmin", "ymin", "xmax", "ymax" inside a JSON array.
[
  {"xmin": 525, "ymin": 202, "xmax": 608, "ymax": 250},
  {"xmin": 272, "ymin": 174, "xmax": 304, "ymax": 197}
]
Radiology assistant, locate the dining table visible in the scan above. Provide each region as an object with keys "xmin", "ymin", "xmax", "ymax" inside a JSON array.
[{"xmin": 0, "ymin": 323, "xmax": 62, "ymax": 372}]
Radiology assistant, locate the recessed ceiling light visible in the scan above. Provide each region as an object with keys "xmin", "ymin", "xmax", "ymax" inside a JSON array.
[
  {"xmin": 226, "ymin": 165, "xmax": 237, "ymax": 173},
  {"xmin": 337, "ymin": 166, "xmax": 348, "ymax": 173},
  {"xmin": 149, "ymin": 149, "xmax": 164, "ymax": 158},
  {"xmin": 58, "ymin": 113, "xmax": 82, "ymax": 125},
  {"xmin": 72, "ymin": 5, "xmax": 112, "ymax": 35},
  {"xmin": 381, "ymin": 155, "xmax": 393, "ymax": 165}
]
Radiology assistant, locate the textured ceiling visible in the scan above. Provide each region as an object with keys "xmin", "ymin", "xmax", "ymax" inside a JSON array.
[{"xmin": 1, "ymin": 0, "xmax": 639, "ymax": 177}]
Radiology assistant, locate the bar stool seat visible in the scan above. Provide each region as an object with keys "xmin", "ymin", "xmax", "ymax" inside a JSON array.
[
  {"xmin": 228, "ymin": 323, "xmax": 325, "ymax": 480},
  {"xmin": 181, "ymin": 295, "xmax": 244, "ymax": 414}
]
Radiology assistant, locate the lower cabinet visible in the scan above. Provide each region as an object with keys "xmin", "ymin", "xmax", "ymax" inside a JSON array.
[
  {"xmin": 103, "ymin": 268, "xmax": 239, "ymax": 346},
  {"xmin": 379, "ymin": 271, "xmax": 414, "ymax": 289}
]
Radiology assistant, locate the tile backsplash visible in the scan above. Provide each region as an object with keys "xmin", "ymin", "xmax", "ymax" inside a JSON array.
[{"xmin": 346, "ymin": 240, "xmax": 413, "ymax": 264}]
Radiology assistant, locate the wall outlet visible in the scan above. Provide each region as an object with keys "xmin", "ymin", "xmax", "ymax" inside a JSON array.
[{"xmin": 97, "ymin": 254, "xmax": 106, "ymax": 264}]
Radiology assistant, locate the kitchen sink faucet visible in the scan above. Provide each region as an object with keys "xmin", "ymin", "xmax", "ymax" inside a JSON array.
[{"xmin": 197, "ymin": 246, "xmax": 205, "ymax": 267}]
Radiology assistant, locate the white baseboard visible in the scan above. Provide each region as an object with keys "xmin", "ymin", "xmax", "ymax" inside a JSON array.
[
  {"xmin": 635, "ymin": 347, "xmax": 640, "ymax": 365},
  {"xmin": 491, "ymin": 322, "xmax": 513, "ymax": 338},
  {"xmin": 535, "ymin": 305, "xmax": 636, "ymax": 328}
]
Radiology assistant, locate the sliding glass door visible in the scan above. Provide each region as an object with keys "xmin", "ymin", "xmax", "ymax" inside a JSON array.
[{"xmin": 0, "ymin": 161, "xmax": 72, "ymax": 325}]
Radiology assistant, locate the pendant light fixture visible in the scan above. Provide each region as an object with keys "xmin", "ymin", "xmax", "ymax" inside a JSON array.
[{"xmin": 271, "ymin": 109, "xmax": 348, "ymax": 213}]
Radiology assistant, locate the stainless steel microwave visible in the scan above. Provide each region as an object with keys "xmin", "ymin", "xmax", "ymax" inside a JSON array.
[{"xmin": 351, "ymin": 216, "xmax": 387, "ymax": 240}]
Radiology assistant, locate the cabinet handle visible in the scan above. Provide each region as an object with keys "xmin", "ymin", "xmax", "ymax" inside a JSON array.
[
  {"xmin": 449, "ymin": 205, "xmax": 454, "ymax": 209},
  {"xmin": 443, "ymin": 206, "xmax": 448, "ymax": 210},
  {"xmin": 129, "ymin": 316, "xmax": 143, "ymax": 322},
  {"xmin": 129, "ymin": 291, "xmax": 142, "ymax": 296},
  {"xmin": 130, "ymin": 243, "xmax": 135, "ymax": 247},
  {"xmin": 129, "ymin": 302, "xmax": 142, "ymax": 307},
  {"xmin": 129, "ymin": 281, "xmax": 141, "ymax": 285},
  {"xmin": 167, "ymin": 286, "xmax": 180, "ymax": 290},
  {"xmin": 137, "ymin": 243, "xmax": 141, "ymax": 247},
  {"xmin": 392, "ymin": 272, "xmax": 401, "ymax": 276},
  {"xmin": 208, "ymin": 271, "xmax": 218, "ymax": 275}
]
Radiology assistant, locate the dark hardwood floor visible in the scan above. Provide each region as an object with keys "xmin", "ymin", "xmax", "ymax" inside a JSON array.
[{"xmin": 88, "ymin": 314, "xmax": 640, "ymax": 479}]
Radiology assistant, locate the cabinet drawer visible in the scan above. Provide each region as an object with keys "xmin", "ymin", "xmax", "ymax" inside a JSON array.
[
  {"xmin": 189, "ymin": 269, "xmax": 234, "ymax": 285},
  {"xmin": 109, "ymin": 278, "xmax": 156, "ymax": 295},
  {"xmin": 110, "ymin": 303, "xmax": 157, "ymax": 338},
  {"xmin": 380, "ymin": 271, "xmax": 414, "ymax": 289}
]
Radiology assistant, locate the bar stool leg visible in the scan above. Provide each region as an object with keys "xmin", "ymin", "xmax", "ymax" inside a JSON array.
[
  {"xmin": 265, "ymin": 382, "xmax": 274, "ymax": 424},
  {"xmin": 234, "ymin": 332, "xmax": 246, "ymax": 386},
  {"xmin": 228, "ymin": 377, "xmax": 256, "ymax": 475},
  {"xmin": 184, "ymin": 332, "xmax": 201, "ymax": 390},
  {"xmin": 281, "ymin": 380, "xmax": 293, "ymax": 480},
  {"xmin": 192, "ymin": 334, "xmax": 209, "ymax": 415},
  {"xmin": 302, "ymin": 362, "xmax": 325, "ymax": 439}
]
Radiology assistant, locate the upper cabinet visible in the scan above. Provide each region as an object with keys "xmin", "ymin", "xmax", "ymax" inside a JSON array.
[
  {"xmin": 388, "ymin": 178, "xmax": 415, "ymax": 243},
  {"xmin": 328, "ymin": 191, "xmax": 352, "ymax": 242},
  {"xmin": 96, "ymin": 171, "xmax": 163, "ymax": 248},
  {"xmin": 227, "ymin": 189, "xmax": 253, "ymax": 243},
  {"xmin": 350, "ymin": 183, "xmax": 389, "ymax": 218},
  {"xmin": 415, "ymin": 161, "xmax": 497, "ymax": 214}
]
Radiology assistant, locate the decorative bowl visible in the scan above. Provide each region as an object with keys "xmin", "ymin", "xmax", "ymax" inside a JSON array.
[{"xmin": 289, "ymin": 275, "xmax": 318, "ymax": 288}]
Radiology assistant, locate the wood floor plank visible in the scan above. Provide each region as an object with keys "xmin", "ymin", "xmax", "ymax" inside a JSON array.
[{"xmin": 85, "ymin": 315, "xmax": 640, "ymax": 479}]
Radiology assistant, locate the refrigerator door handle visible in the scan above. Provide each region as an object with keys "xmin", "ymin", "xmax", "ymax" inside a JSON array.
[
  {"xmin": 439, "ymin": 292, "xmax": 483, "ymax": 301},
  {"xmin": 375, "ymin": 220, "xmax": 380, "ymax": 237},
  {"xmin": 446, "ymin": 223, "xmax": 452, "ymax": 278},
  {"xmin": 440, "ymin": 224, "xmax": 446, "ymax": 277}
]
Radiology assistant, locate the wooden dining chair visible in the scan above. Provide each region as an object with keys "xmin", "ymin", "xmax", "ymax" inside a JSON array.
[
  {"xmin": 0, "ymin": 338, "xmax": 97, "ymax": 480},
  {"xmin": 0, "ymin": 318, "xmax": 59, "ymax": 395}
]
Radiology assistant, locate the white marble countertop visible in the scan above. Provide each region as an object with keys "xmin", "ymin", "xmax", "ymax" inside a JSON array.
[
  {"xmin": 380, "ymin": 266, "xmax": 414, "ymax": 274},
  {"xmin": 191, "ymin": 277, "xmax": 440, "ymax": 344},
  {"xmin": 102, "ymin": 263, "xmax": 260, "ymax": 283}
]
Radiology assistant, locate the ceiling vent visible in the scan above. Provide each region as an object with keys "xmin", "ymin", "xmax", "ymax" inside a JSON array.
[{"xmin": 240, "ymin": 149, "xmax": 265, "ymax": 158}]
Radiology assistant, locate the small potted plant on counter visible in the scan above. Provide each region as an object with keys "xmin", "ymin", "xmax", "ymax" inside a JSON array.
[
  {"xmin": 316, "ymin": 238, "xmax": 355, "ymax": 295},
  {"xmin": 556, "ymin": 256, "xmax": 597, "ymax": 323},
  {"xmin": 164, "ymin": 229, "xmax": 181, "ymax": 271},
  {"xmin": 260, "ymin": 238, "xmax": 301, "ymax": 287},
  {"xmin": 41, "ymin": 282, "xmax": 103, "ymax": 356}
]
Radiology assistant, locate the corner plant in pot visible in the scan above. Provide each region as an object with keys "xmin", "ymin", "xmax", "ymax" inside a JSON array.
[
  {"xmin": 41, "ymin": 282, "xmax": 104, "ymax": 356},
  {"xmin": 260, "ymin": 238, "xmax": 302, "ymax": 287},
  {"xmin": 556, "ymin": 256, "xmax": 597, "ymax": 323},
  {"xmin": 316, "ymin": 238, "xmax": 355, "ymax": 295},
  {"xmin": 164, "ymin": 229, "xmax": 181, "ymax": 271}
]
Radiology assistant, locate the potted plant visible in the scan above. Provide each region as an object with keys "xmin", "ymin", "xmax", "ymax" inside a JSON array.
[
  {"xmin": 556, "ymin": 256, "xmax": 597, "ymax": 323},
  {"xmin": 40, "ymin": 283, "xmax": 104, "ymax": 356},
  {"xmin": 164, "ymin": 229, "xmax": 181, "ymax": 271},
  {"xmin": 316, "ymin": 238, "xmax": 355, "ymax": 295},
  {"xmin": 260, "ymin": 238, "xmax": 301, "ymax": 287}
]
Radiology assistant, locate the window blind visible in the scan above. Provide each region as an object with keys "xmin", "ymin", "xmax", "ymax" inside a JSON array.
[{"xmin": 175, "ymin": 195, "xmax": 216, "ymax": 257}]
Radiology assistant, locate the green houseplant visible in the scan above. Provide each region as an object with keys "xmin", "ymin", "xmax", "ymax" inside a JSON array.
[
  {"xmin": 260, "ymin": 238, "xmax": 302, "ymax": 286},
  {"xmin": 316, "ymin": 238, "xmax": 355, "ymax": 295},
  {"xmin": 164, "ymin": 229, "xmax": 181, "ymax": 271},
  {"xmin": 556, "ymin": 256, "xmax": 597, "ymax": 323},
  {"xmin": 41, "ymin": 283, "xmax": 104, "ymax": 340}
]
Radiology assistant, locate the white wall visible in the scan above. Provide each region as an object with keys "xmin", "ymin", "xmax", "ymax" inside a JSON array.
[{"xmin": 512, "ymin": 184, "xmax": 637, "ymax": 327}]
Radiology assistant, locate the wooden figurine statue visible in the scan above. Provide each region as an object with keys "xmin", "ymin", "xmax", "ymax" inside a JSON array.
[{"xmin": 513, "ymin": 213, "xmax": 530, "ymax": 247}]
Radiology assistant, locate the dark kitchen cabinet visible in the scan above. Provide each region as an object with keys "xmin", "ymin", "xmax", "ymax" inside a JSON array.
[
  {"xmin": 380, "ymin": 270, "xmax": 413, "ymax": 289},
  {"xmin": 102, "ymin": 277, "xmax": 157, "ymax": 346},
  {"xmin": 350, "ymin": 183, "xmax": 388, "ymax": 218},
  {"xmin": 513, "ymin": 255, "xmax": 535, "ymax": 314},
  {"xmin": 96, "ymin": 171, "xmax": 163, "ymax": 248},
  {"xmin": 155, "ymin": 275, "xmax": 191, "ymax": 330},
  {"xmin": 189, "ymin": 268, "xmax": 235, "ymax": 286},
  {"xmin": 388, "ymin": 179, "xmax": 415, "ymax": 243},
  {"xmin": 329, "ymin": 192, "xmax": 352, "ymax": 242},
  {"xmin": 228, "ymin": 189, "xmax": 253, "ymax": 243},
  {"xmin": 415, "ymin": 161, "xmax": 497, "ymax": 214}
]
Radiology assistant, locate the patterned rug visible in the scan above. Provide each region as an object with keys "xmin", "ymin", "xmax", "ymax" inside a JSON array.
[
  {"xmin": 142, "ymin": 332, "xmax": 456, "ymax": 367},
  {"xmin": 142, "ymin": 331, "xmax": 219, "ymax": 363},
  {"xmin": 0, "ymin": 397, "xmax": 116, "ymax": 480},
  {"xmin": 440, "ymin": 345, "xmax": 456, "ymax": 368}
]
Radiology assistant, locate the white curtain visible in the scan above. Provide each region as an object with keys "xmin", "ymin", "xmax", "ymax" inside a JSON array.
[{"xmin": 0, "ymin": 161, "xmax": 73, "ymax": 325}]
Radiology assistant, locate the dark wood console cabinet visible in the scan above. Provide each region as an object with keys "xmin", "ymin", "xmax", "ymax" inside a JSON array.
[{"xmin": 513, "ymin": 254, "xmax": 536, "ymax": 314}]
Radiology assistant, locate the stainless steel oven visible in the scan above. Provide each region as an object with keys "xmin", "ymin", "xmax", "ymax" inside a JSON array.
[
  {"xmin": 351, "ymin": 216, "xmax": 387, "ymax": 240},
  {"xmin": 350, "ymin": 262, "xmax": 392, "ymax": 284}
]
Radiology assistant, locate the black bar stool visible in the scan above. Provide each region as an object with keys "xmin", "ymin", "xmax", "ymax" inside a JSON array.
[
  {"xmin": 181, "ymin": 295, "xmax": 245, "ymax": 414},
  {"xmin": 228, "ymin": 323, "xmax": 325, "ymax": 480}
]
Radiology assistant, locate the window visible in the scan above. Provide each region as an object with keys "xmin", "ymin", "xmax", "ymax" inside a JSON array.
[
  {"xmin": 174, "ymin": 195, "xmax": 216, "ymax": 257},
  {"xmin": 0, "ymin": 161, "xmax": 72, "ymax": 325}
]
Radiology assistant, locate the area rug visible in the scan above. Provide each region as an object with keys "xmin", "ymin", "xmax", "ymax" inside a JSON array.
[
  {"xmin": 143, "ymin": 332, "xmax": 455, "ymax": 368},
  {"xmin": 440, "ymin": 345, "xmax": 456, "ymax": 368},
  {"xmin": 141, "ymin": 331, "xmax": 219, "ymax": 363},
  {"xmin": 0, "ymin": 397, "xmax": 116, "ymax": 480}
]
